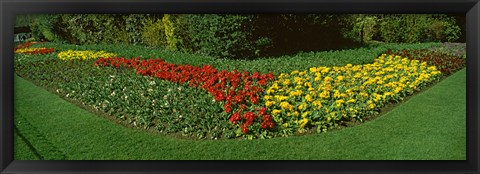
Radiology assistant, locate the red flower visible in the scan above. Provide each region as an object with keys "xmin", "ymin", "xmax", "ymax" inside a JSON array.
[
  {"xmin": 224, "ymin": 102, "xmax": 232, "ymax": 113},
  {"xmin": 229, "ymin": 112, "xmax": 242, "ymax": 124},
  {"xmin": 240, "ymin": 123, "xmax": 249, "ymax": 133},
  {"xmin": 95, "ymin": 57, "xmax": 279, "ymax": 131},
  {"xmin": 259, "ymin": 107, "xmax": 267, "ymax": 115}
]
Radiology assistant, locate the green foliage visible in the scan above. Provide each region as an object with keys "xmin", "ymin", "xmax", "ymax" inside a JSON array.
[
  {"xmin": 124, "ymin": 14, "xmax": 144, "ymax": 45},
  {"xmin": 343, "ymin": 15, "xmax": 378, "ymax": 43},
  {"xmin": 14, "ymin": 42, "xmax": 457, "ymax": 140},
  {"xmin": 182, "ymin": 14, "xmax": 265, "ymax": 59},
  {"xmin": 140, "ymin": 16, "xmax": 168, "ymax": 48},
  {"xmin": 59, "ymin": 14, "xmax": 129, "ymax": 44},
  {"xmin": 342, "ymin": 14, "xmax": 462, "ymax": 44},
  {"xmin": 431, "ymin": 16, "xmax": 461, "ymax": 42},
  {"xmin": 378, "ymin": 14, "xmax": 461, "ymax": 43},
  {"xmin": 14, "ymin": 55, "xmax": 465, "ymax": 159},
  {"xmin": 29, "ymin": 14, "xmax": 63, "ymax": 42},
  {"xmin": 379, "ymin": 15, "xmax": 424, "ymax": 43},
  {"xmin": 15, "ymin": 14, "xmax": 37, "ymax": 27},
  {"xmin": 162, "ymin": 14, "xmax": 179, "ymax": 51}
]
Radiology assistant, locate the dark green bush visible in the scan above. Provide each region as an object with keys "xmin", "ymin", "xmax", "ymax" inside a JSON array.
[
  {"xmin": 26, "ymin": 14, "xmax": 463, "ymax": 59},
  {"xmin": 124, "ymin": 14, "xmax": 145, "ymax": 45},
  {"xmin": 342, "ymin": 14, "xmax": 461, "ymax": 44},
  {"xmin": 181, "ymin": 14, "xmax": 268, "ymax": 59},
  {"xmin": 30, "ymin": 14, "xmax": 63, "ymax": 42},
  {"xmin": 254, "ymin": 14, "xmax": 356, "ymax": 57},
  {"xmin": 58, "ymin": 14, "xmax": 129, "ymax": 44}
]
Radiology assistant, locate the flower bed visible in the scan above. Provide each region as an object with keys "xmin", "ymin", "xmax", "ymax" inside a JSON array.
[
  {"xmin": 57, "ymin": 50, "xmax": 117, "ymax": 61},
  {"xmin": 14, "ymin": 42, "xmax": 38, "ymax": 51},
  {"xmin": 385, "ymin": 49, "xmax": 465, "ymax": 76},
  {"xmin": 95, "ymin": 57, "xmax": 276, "ymax": 135},
  {"xmin": 264, "ymin": 54, "xmax": 442, "ymax": 134},
  {"xmin": 14, "ymin": 42, "xmax": 457, "ymax": 139},
  {"xmin": 14, "ymin": 47, "xmax": 55, "ymax": 55}
]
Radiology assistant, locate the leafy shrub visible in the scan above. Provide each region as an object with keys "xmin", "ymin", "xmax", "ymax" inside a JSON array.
[
  {"xmin": 29, "ymin": 15, "xmax": 63, "ymax": 42},
  {"xmin": 182, "ymin": 14, "xmax": 267, "ymax": 59},
  {"xmin": 124, "ymin": 14, "xmax": 145, "ymax": 45},
  {"xmin": 342, "ymin": 14, "xmax": 462, "ymax": 44},
  {"xmin": 342, "ymin": 15, "xmax": 378, "ymax": 43},
  {"xmin": 58, "ymin": 14, "xmax": 129, "ymax": 44},
  {"xmin": 140, "ymin": 15, "xmax": 167, "ymax": 48},
  {"xmin": 378, "ymin": 14, "xmax": 461, "ymax": 43}
]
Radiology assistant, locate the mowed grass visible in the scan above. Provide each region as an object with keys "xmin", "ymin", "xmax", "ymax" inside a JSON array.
[{"xmin": 14, "ymin": 68, "xmax": 466, "ymax": 160}]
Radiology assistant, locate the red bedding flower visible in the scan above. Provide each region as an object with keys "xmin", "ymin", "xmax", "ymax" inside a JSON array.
[{"xmin": 95, "ymin": 57, "xmax": 277, "ymax": 133}]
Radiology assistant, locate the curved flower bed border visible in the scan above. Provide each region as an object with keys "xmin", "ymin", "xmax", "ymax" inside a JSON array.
[
  {"xmin": 95, "ymin": 54, "xmax": 443, "ymax": 137},
  {"xmin": 14, "ymin": 41, "xmax": 458, "ymax": 139}
]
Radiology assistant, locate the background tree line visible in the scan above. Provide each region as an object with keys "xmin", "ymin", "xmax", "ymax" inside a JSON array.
[{"xmin": 15, "ymin": 14, "xmax": 464, "ymax": 59}]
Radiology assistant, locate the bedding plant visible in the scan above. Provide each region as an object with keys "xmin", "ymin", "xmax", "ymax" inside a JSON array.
[{"xmin": 13, "ymin": 42, "xmax": 464, "ymax": 140}]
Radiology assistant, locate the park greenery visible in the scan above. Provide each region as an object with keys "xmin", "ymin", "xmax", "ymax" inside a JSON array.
[{"xmin": 13, "ymin": 14, "xmax": 466, "ymax": 159}]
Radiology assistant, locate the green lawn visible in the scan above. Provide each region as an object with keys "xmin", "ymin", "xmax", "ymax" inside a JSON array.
[{"xmin": 14, "ymin": 68, "xmax": 466, "ymax": 160}]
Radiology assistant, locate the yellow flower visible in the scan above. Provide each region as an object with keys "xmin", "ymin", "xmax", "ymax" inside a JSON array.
[
  {"xmin": 264, "ymin": 95, "xmax": 273, "ymax": 100},
  {"xmin": 282, "ymin": 79, "xmax": 292, "ymax": 86},
  {"xmin": 333, "ymin": 90, "xmax": 341, "ymax": 99},
  {"xmin": 394, "ymin": 87, "xmax": 403, "ymax": 94},
  {"xmin": 313, "ymin": 101, "xmax": 323, "ymax": 109},
  {"xmin": 280, "ymin": 101, "xmax": 292, "ymax": 110},
  {"xmin": 354, "ymin": 73, "xmax": 362, "ymax": 78},
  {"xmin": 272, "ymin": 109, "xmax": 282, "ymax": 115},
  {"xmin": 335, "ymin": 99, "xmax": 344, "ymax": 107},
  {"xmin": 359, "ymin": 92, "xmax": 368, "ymax": 97},
  {"xmin": 321, "ymin": 68, "xmax": 331, "ymax": 73},
  {"xmin": 57, "ymin": 50, "xmax": 117, "ymax": 61},
  {"xmin": 347, "ymin": 99, "xmax": 356, "ymax": 103},
  {"xmin": 294, "ymin": 77, "xmax": 304, "ymax": 84},
  {"xmin": 319, "ymin": 90, "xmax": 330, "ymax": 99},
  {"xmin": 298, "ymin": 103, "xmax": 307, "ymax": 111},
  {"xmin": 323, "ymin": 76, "xmax": 333, "ymax": 82},
  {"xmin": 294, "ymin": 111, "xmax": 300, "ymax": 117},
  {"xmin": 300, "ymin": 118, "xmax": 309, "ymax": 128},
  {"xmin": 265, "ymin": 101, "xmax": 275, "ymax": 107},
  {"xmin": 274, "ymin": 95, "xmax": 288, "ymax": 101},
  {"xmin": 301, "ymin": 112, "xmax": 310, "ymax": 118},
  {"xmin": 336, "ymin": 76, "xmax": 345, "ymax": 81},
  {"xmin": 304, "ymin": 82, "xmax": 311, "ymax": 87},
  {"xmin": 305, "ymin": 94, "xmax": 313, "ymax": 102}
]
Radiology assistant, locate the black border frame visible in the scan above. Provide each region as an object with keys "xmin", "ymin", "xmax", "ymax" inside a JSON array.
[{"xmin": 1, "ymin": 0, "xmax": 478, "ymax": 173}]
